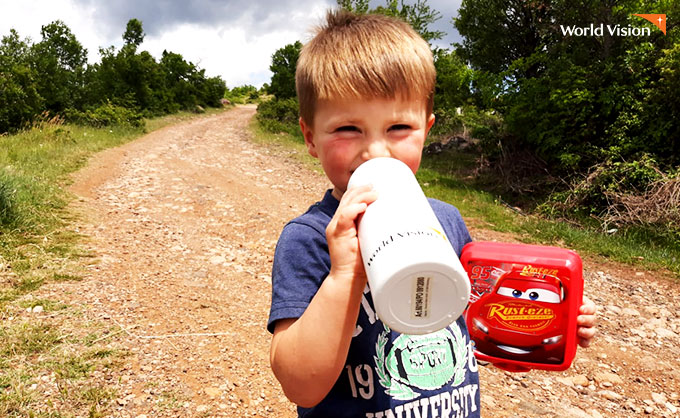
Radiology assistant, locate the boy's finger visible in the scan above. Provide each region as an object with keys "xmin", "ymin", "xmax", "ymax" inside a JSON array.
[
  {"xmin": 342, "ymin": 183, "xmax": 372, "ymax": 200},
  {"xmin": 578, "ymin": 300, "xmax": 597, "ymax": 315},
  {"xmin": 577, "ymin": 327, "xmax": 597, "ymax": 347},
  {"xmin": 332, "ymin": 202, "xmax": 368, "ymax": 232},
  {"xmin": 340, "ymin": 186, "xmax": 377, "ymax": 207},
  {"xmin": 576, "ymin": 314, "xmax": 597, "ymax": 327},
  {"xmin": 346, "ymin": 183, "xmax": 374, "ymax": 193}
]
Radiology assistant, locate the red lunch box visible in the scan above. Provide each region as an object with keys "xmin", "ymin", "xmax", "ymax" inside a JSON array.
[{"xmin": 460, "ymin": 241, "xmax": 583, "ymax": 372}]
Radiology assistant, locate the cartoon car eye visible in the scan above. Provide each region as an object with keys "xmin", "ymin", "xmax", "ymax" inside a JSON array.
[{"xmin": 497, "ymin": 287, "xmax": 561, "ymax": 303}]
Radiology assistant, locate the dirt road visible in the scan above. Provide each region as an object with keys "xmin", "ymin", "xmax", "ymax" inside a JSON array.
[{"xmin": 42, "ymin": 105, "xmax": 680, "ymax": 417}]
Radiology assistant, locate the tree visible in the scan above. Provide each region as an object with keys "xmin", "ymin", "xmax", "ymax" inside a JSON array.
[
  {"xmin": 433, "ymin": 48, "xmax": 473, "ymax": 110},
  {"xmin": 268, "ymin": 41, "xmax": 301, "ymax": 99},
  {"xmin": 454, "ymin": 0, "xmax": 680, "ymax": 172},
  {"xmin": 199, "ymin": 75, "xmax": 227, "ymax": 107},
  {"xmin": 1, "ymin": 18, "xmax": 225, "ymax": 130},
  {"xmin": 338, "ymin": 0, "xmax": 445, "ymax": 42},
  {"xmin": 30, "ymin": 20, "xmax": 87, "ymax": 112},
  {"xmin": 455, "ymin": 0, "xmax": 549, "ymax": 77},
  {"xmin": 160, "ymin": 50, "xmax": 197, "ymax": 111},
  {"xmin": 123, "ymin": 18, "xmax": 145, "ymax": 48},
  {"xmin": 374, "ymin": 0, "xmax": 444, "ymax": 42},
  {"xmin": 337, "ymin": 0, "xmax": 369, "ymax": 14},
  {"xmin": 0, "ymin": 29, "xmax": 31, "ymax": 63},
  {"xmin": 0, "ymin": 29, "xmax": 43, "ymax": 132}
]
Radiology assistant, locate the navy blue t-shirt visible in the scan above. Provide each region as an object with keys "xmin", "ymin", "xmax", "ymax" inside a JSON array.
[{"xmin": 268, "ymin": 190, "xmax": 481, "ymax": 418}]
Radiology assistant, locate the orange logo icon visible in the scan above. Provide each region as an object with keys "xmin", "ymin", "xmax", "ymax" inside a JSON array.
[{"xmin": 633, "ymin": 14, "xmax": 667, "ymax": 35}]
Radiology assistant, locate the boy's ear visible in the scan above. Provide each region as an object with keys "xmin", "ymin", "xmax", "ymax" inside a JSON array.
[
  {"xmin": 425, "ymin": 113, "xmax": 436, "ymax": 134},
  {"xmin": 299, "ymin": 117, "xmax": 318, "ymax": 158}
]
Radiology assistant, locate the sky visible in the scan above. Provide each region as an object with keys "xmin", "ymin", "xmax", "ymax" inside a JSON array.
[{"xmin": 0, "ymin": 0, "xmax": 464, "ymax": 89}]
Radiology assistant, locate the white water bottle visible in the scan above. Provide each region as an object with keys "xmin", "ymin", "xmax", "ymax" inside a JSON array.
[{"xmin": 348, "ymin": 157, "xmax": 470, "ymax": 335}]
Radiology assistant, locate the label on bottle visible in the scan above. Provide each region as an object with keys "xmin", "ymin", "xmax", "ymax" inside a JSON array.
[{"xmin": 412, "ymin": 276, "xmax": 432, "ymax": 319}]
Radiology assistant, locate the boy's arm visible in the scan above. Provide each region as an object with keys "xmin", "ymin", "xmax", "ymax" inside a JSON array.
[{"xmin": 270, "ymin": 185, "xmax": 377, "ymax": 408}]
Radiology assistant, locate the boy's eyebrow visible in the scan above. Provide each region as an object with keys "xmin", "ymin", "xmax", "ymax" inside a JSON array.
[
  {"xmin": 322, "ymin": 113, "xmax": 363, "ymax": 126},
  {"xmin": 327, "ymin": 110, "xmax": 422, "ymax": 124}
]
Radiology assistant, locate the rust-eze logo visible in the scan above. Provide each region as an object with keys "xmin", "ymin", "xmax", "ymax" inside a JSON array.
[
  {"xmin": 519, "ymin": 264, "xmax": 559, "ymax": 278},
  {"xmin": 485, "ymin": 301, "xmax": 556, "ymax": 332},
  {"xmin": 560, "ymin": 14, "xmax": 666, "ymax": 36}
]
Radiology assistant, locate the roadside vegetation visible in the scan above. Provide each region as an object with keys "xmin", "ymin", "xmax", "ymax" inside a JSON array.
[
  {"xmin": 1, "ymin": 18, "xmax": 226, "ymax": 135},
  {"xmin": 255, "ymin": 0, "xmax": 680, "ymax": 277},
  {"xmin": 224, "ymin": 84, "xmax": 267, "ymax": 105}
]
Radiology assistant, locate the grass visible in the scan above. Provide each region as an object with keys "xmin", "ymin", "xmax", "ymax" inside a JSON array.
[
  {"xmin": 0, "ymin": 322, "xmax": 61, "ymax": 357},
  {"xmin": 0, "ymin": 107, "xmax": 227, "ymax": 416},
  {"xmin": 0, "ymin": 316, "xmax": 127, "ymax": 416},
  {"xmin": 156, "ymin": 389, "xmax": 185, "ymax": 412}
]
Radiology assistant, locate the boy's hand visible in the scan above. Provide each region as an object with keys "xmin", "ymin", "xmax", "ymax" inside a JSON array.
[
  {"xmin": 326, "ymin": 185, "xmax": 378, "ymax": 282},
  {"xmin": 576, "ymin": 296, "xmax": 597, "ymax": 348}
]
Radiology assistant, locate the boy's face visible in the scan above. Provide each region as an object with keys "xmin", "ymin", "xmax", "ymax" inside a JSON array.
[{"xmin": 300, "ymin": 97, "xmax": 435, "ymax": 200}]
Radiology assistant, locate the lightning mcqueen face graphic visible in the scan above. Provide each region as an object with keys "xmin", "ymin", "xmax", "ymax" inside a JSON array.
[{"xmin": 467, "ymin": 271, "xmax": 566, "ymax": 364}]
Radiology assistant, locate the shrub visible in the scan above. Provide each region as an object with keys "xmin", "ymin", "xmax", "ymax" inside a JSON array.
[
  {"xmin": 0, "ymin": 64, "xmax": 44, "ymax": 134},
  {"xmin": 225, "ymin": 85, "xmax": 260, "ymax": 104},
  {"xmin": 65, "ymin": 101, "xmax": 144, "ymax": 129},
  {"xmin": 602, "ymin": 174, "xmax": 680, "ymax": 229},
  {"xmin": 540, "ymin": 155, "xmax": 678, "ymax": 228},
  {"xmin": 256, "ymin": 97, "xmax": 301, "ymax": 139}
]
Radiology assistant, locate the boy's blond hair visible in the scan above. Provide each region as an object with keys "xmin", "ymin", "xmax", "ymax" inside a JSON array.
[{"xmin": 296, "ymin": 9, "xmax": 436, "ymax": 124}]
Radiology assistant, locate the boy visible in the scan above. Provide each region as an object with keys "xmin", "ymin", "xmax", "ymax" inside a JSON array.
[{"xmin": 267, "ymin": 10, "xmax": 597, "ymax": 417}]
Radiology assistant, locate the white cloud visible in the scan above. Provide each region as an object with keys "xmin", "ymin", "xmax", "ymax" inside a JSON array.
[
  {"xmin": 141, "ymin": 3, "xmax": 329, "ymax": 87},
  {"xmin": 143, "ymin": 24, "xmax": 287, "ymax": 88}
]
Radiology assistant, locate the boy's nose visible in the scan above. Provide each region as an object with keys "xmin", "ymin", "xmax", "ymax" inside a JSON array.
[{"xmin": 362, "ymin": 137, "xmax": 391, "ymax": 160}]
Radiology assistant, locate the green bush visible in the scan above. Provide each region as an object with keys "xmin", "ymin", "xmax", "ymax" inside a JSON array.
[
  {"xmin": 455, "ymin": 0, "xmax": 680, "ymax": 174},
  {"xmin": 65, "ymin": 102, "xmax": 144, "ymax": 129},
  {"xmin": 225, "ymin": 85, "xmax": 260, "ymax": 104},
  {"xmin": 256, "ymin": 97, "xmax": 301, "ymax": 139}
]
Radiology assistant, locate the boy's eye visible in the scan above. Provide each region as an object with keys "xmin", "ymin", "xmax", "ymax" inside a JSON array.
[
  {"xmin": 335, "ymin": 125, "xmax": 360, "ymax": 133},
  {"xmin": 389, "ymin": 124, "xmax": 411, "ymax": 131}
]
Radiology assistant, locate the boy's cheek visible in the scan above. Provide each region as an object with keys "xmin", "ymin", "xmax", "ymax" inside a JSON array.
[
  {"xmin": 397, "ymin": 143, "xmax": 425, "ymax": 173},
  {"xmin": 324, "ymin": 144, "xmax": 356, "ymax": 167}
]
